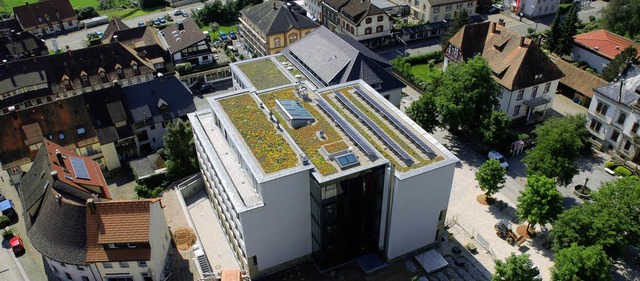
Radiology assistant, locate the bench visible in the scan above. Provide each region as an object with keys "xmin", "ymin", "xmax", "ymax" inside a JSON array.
[{"xmin": 605, "ymin": 167, "xmax": 615, "ymax": 176}]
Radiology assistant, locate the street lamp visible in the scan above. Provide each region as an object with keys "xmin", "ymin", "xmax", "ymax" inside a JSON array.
[{"xmin": 531, "ymin": 5, "xmax": 540, "ymax": 33}]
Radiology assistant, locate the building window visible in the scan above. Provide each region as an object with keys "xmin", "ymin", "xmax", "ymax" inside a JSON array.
[
  {"xmin": 513, "ymin": 105, "xmax": 521, "ymax": 116},
  {"xmin": 611, "ymin": 130, "xmax": 620, "ymax": 142},
  {"xmin": 376, "ymin": 25, "xmax": 383, "ymax": 32},
  {"xmin": 274, "ymin": 38, "xmax": 280, "ymax": 48},
  {"xmin": 434, "ymin": 7, "xmax": 440, "ymax": 13},
  {"xmin": 138, "ymin": 261, "xmax": 148, "ymax": 267},
  {"xmin": 66, "ymin": 272, "xmax": 72, "ymax": 280},
  {"xmin": 104, "ymin": 262, "xmax": 113, "ymax": 268},
  {"xmin": 446, "ymin": 5, "xmax": 452, "ymax": 11},
  {"xmin": 595, "ymin": 102, "xmax": 608, "ymax": 115},
  {"xmin": 127, "ymin": 243, "xmax": 137, "ymax": 248},
  {"xmin": 377, "ymin": 15, "xmax": 384, "ymax": 22},
  {"xmin": 108, "ymin": 243, "xmax": 117, "ymax": 249},
  {"xmin": 624, "ymin": 140, "xmax": 632, "ymax": 151},
  {"xmin": 467, "ymin": 2, "xmax": 473, "ymax": 7},
  {"xmin": 617, "ymin": 112, "xmax": 627, "ymax": 125},
  {"xmin": 517, "ymin": 90, "xmax": 524, "ymax": 100},
  {"xmin": 119, "ymin": 261, "xmax": 129, "ymax": 268},
  {"xmin": 544, "ymin": 82, "xmax": 551, "ymax": 93},
  {"xmin": 531, "ymin": 86, "xmax": 538, "ymax": 99},
  {"xmin": 632, "ymin": 122, "xmax": 639, "ymax": 135},
  {"xmin": 365, "ymin": 27, "xmax": 372, "ymax": 34},
  {"xmin": 365, "ymin": 18, "xmax": 372, "ymax": 24},
  {"xmin": 589, "ymin": 119, "xmax": 602, "ymax": 133}
]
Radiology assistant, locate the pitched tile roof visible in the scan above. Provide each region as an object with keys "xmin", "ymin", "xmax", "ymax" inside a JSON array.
[
  {"xmin": 283, "ymin": 26, "xmax": 403, "ymax": 92},
  {"xmin": 553, "ymin": 57, "xmax": 607, "ymax": 98},
  {"xmin": 104, "ymin": 25, "xmax": 164, "ymax": 49},
  {"xmin": 121, "ymin": 75, "xmax": 196, "ymax": 123},
  {"xmin": 102, "ymin": 17, "xmax": 130, "ymax": 42},
  {"xmin": 85, "ymin": 200, "xmax": 156, "ymax": 262},
  {"xmin": 161, "ymin": 18, "xmax": 206, "ymax": 54},
  {"xmin": 0, "ymin": 28, "xmax": 48, "ymax": 61},
  {"xmin": 323, "ymin": 0, "xmax": 385, "ymax": 24},
  {"xmin": 13, "ymin": 0, "xmax": 77, "ymax": 32},
  {"xmin": 573, "ymin": 29, "xmax": 640, "ymax": 60},
  {"xmin": 0, "ymin": 96, "xmax": 98, "ymax": 169},
  {"xmin": 83, "ymin": 86, "xmax": 133, "ymax": 144},
  {"xmin": 447, "ymin": 21, "xmax": 564, "ymax": 91},
  {"xmin": 240, "ymin": 0, "xmax": 318, "ymax": 36}
]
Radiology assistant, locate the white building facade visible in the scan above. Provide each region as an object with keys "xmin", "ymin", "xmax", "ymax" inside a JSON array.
[{"xmin": 410, "ymin": 0, "xmax": 476, "ymax": 23}]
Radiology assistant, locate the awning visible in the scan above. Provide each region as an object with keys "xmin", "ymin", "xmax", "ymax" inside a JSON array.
[{"xmin": 523, "ymin": 97, "xmax": 551, "ymax": 108}]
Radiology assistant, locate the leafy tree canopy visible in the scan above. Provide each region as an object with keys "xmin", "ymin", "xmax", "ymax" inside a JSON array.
[
  {"xmin": 592, "ymin": 176, "xmax": 640, "ymax": 247},
  {"xmin": 602, "ymin": 46, "xmax": 638, "ymax": 82},
  {"xmin": 492, "ymin": 253, "xmax": 541, "ymax": 281},
  {"xmin": 406, "ymin": 92, "xmax": 440, "ymax": 133},
  {"xmin": 480, "ymin": 111, "xmax": 516, "ymax": 151},
  {"xmin": 441, "ymin": 9, "xmax": 469, "ymax": 46},
  {"xmin": 522, "ymin": 115, "xmax": 589, "ymax": 186},
  {"xmin": 601, "ymin": 0, "xmax": 640, "ymax": 39},
  {"xmin": 476, "ymin": 159, "xmax": 506, "ymax": 197},
  {"xmin": 551, "ymin": 244, "xmax": 611, "ymax": 281},
  {"xmin": 517, "ymin": 175, "xmax": 564, "ymax": 231},
  {"xmin": 162, "ymin": 119, "xmax": 198, "ymax": 180}
]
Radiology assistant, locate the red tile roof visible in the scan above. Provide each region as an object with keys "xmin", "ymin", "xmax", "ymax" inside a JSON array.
[
  {"xmin": 43, "ymin": 140, "xmax": 111, "ymax": 199},
  {"xmin": 573, "ymin": 30, "xmax": 640, "ymax": 60},
  {"xmin": 85, "ymin": 199, "xmax": 157, "ymax": 262}
]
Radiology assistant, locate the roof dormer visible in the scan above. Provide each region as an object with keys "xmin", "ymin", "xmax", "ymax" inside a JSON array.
[
  {"xmin": 98, "ymin": 67, "xmax": 108, "ymax": 83},
  {"xmin": 80, "ymin": 71, "xmax": 90, "ymax": 87},
  {"xmin": 115, "ymin": 64, "xmax": 124, "ymax": 79},
  {"xmin": 61, "ymin": 74, "xmax": 72, "ymax": 91}
]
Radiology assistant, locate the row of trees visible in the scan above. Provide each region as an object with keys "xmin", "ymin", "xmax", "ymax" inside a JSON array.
[
  {"xmin": 543, "ymin": 5, "xmax": 579, "ymax": 56},
  {"xmin": 194, "ymin": 0, "xmax": 262, "ymax": 26}
]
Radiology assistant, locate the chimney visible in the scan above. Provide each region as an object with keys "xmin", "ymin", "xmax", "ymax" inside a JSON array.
[
  {"xmin": 519, "ymin": 36, "xmax": 525, "ymax": 47},
  {"xmin": 498, "ymin": 18, "xmax": 505, "ymax": 26},
  {"xmin": 87, "ymin": 198, "xmax": 96, "ymax": 214},
  {"xmin": 55, "ymin": 149, "xmax": 66, "ymax": 168},
  {"xmin": 178, "ymin": 22, "xmax": 184, "ymax": 31},
  {"xmin": 112, "ymin": 35, "xmax": 118, "ymax": 42},
  {"xmin": 490, "ymin": 22, "xmax": 497, "ymax": 33}
]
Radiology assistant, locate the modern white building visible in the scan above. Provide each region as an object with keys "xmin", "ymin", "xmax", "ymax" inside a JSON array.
[
  {"xmin": 586, "ymin": 72, "xmax": 640, "ymax": 161},
  {"xmin": 444, "ymin": 21, "xmax": 564, "ymax": 122},
  {"xmin": 411, "ymin": 0, "xmax": 476, "ymax": 23},
  {"xmin": 190, "ymin": 55, "xmax": 458, "ymax": 279},
  {"xmin": 502, "ymin": 0, "xmax": 559, "ymax": 16}
]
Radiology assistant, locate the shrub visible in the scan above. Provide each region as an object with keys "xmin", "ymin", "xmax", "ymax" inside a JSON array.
[
  {"xmin": 2, "ymin": 228, "xmax": 14, "ymax": 239},
  {"xmin": 175, "ymin": 62, "xmax": 193, "ymax": 73},
  {"xmin": 518, "ymin": 133, "xmax": 530, "ymax": 140},
  {"xmin": 527, "ymin": 27, "xmax": 535, "ymax": 35},
  {"xmin": 558, "ymin": 3, "xmax": 574, "ymax": 14},
  {"xmin": 209, "ymin": 22, "xmax": 220, "ymax": 33},
  {"xmin": 135, "ymin": 184, "xmax": 165, "ymax": 198},
  {"xmin": 604, "ymin": 161, "xmax": 616, "ymax": 169},
  {"xmin": 75, "ymin": 6, "xmax": 99, "ymax": 20},
  {"xmin": 589, "ymin": 15, "xmax": 596, "ymax": 22},
  {"xmin": 614, "ymin": 166, "xmax": 632, "ymax": 177},
  {"xmin": 0, "ymin": 216, "xmax": 9, "ymax": 229}
]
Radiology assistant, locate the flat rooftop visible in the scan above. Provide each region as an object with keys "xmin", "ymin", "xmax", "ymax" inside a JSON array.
[{"xmin": 235, "ymin": 57, "xmax": 295, "ymax": 90}]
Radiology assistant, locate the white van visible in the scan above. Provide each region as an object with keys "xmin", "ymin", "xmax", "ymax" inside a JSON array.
[{"xmin": 488, "ymin": 150, "xmax": 509, "ymax": 169}]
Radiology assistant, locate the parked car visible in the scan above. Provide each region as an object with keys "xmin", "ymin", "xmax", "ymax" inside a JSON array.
[
  {"xmin": 219, "ymin": 31, "xmax": 228, "ymax": 41},
  {"xmin": 200, "ymin": 82, "xmax": 214, "ymax": 93},
  {"xmin": 138, "ymin": 22, "xmax": 146, "ymax": 27},
  {"xmin": 492, "ymin": 4, "xmax": 504, "ymax": 10},
  {"xmin": 229, "ymin": 31, "xmax": 237, "ymax": 40},
  {"xmin": 0, "ymin": 199, "xmax": 16, "ymax": 219},
  {"xmin": 10, "ymin": 236, "xmax": 24, "ymax": 254},
  {"xmin": 173, "ymin": 9, "xmax": 184, "ymax": 16},
  {"xmin": 488, "ymin": 150, "xmax": 509, "ymax": 169},
  {"xmin": 95, "ymin": 31, "xmax": 104, "ymax": 38}
]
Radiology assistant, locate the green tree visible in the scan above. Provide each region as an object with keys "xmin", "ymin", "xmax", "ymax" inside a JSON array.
[
  {"xmin": 480, "ymin": 111, "xmax": 515, "ymax": 151},
  {"xmin": 517, "ymin": 175, "xmax": 564, "ymax": 233},
  {"xmin": 162, "ymin": 119, "xmax": 198, "ymax": 180},
  {"xmin": 551, "ymin": 244, "xmax": 611, "ymax": 281},
  {"xmin": 476, "ymin": 159, "xmax": 506, "ymax": 198},
  {"xmin": 543, "ymin": 11, "xmax": 562, "ymax": 52},
  {"xmin": 441, "ymin": 9, "xmax": 469, "ymax": 46},
  {"xmin": 407, "ymin": 93, "xmax": 440, "ymax": 133},
  {"xmin": 551, "ymin": 203, "xmax": 627, "ymax": 254},
  {"xmin": 557, "ymin": 5, "xmax": 579, "ymax": 56},
  {"xmin": 493, "ymin": 253, "xmax": 541, "ymax": 281},
  {"xmin": 522, "ymin": 115, "xmax": 589, "ymax": 186},
  {"xmin": 601, "ymin": 0, "xmax": 640, "ymax": 39},
  {"xmin": 435, "ymin": 55, "xmax": 501, "ymax": 134},
  {"xmin": 0, "ymin": 216, "xmax": 9, "ymax": 229},
  {"xmin": 602, "ymin": 46, "xmax": 638, "ymax": 81},
  {"xmin": 592, "ymin": 176, "xmax": 640, "ymax": 246}
]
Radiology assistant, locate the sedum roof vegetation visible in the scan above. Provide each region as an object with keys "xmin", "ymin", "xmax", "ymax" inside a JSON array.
[
  {"xmin": 219, "ymin": 94, "xmax": 298, "ymax": 174},
  {"xmin": 323, "ymin": 140, "xmax": 349, "ymax": 154},
  {"xmin": 260, "ymin": 88, "xmax": 341, "ymax": 176},
  {"xmin": 237, "ymin": 58, "xmax": 292, "ymax": 90},
  {"xmin": 324, "ymin": 89, "xmax": 443, "ymax": 172}
]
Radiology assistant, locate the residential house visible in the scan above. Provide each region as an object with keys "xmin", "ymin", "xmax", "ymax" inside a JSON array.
[
  {"xmin": 410, "ymin": 0, "xmax": 476, "ymax": 23},
  {"xmin": 239, "ymin": 0, "xmax": 319, "ymax": 57},
  {"xmin": 280, "ymin": 26, "xmax": 405, "ymax": 106},
  {"xmin": 0, "ymin": 27, "xmax": 48, "ymax": 62},
  {"xmin": 19, "ymin": 140, "xmax": 171, "ymax": 281},
  {"xmin": 190, "ymin": 55, "xmax": 458, "ymax": 278},
  {"xmin": 102, "ymin": 17, "xmax": 130, "ymax": 42},
  {"xmin": 444, "ymin": 20, "xmax": 564, "ymax": 121},
  {"xmin": 502, "ymin": 0, "xmax": 559, "ymax": 15},
  {"xmin": 553, "ymin": 57, "xmax": 607, "ymax": 109},
  {"xmin": 587, "ymin": 72, "xmax": 640, "ymax": 161},
  {"xmin": 322, "ymin": 0, "xmax": 392, "ymax": 48},
  {"xmin": 372, "ymin": 0, "xmax": 410, "ymax": 17},
  {"xmin": 13, "ymin": 0, "xmax": 79, "ymax": 38},
  {"xmin": 0, "ymin": 42, "xmax": 159, "ymax": 116},
  {"xmin": 121, "ymin": 75, "xmax": 196, "ymax": 155},
  {"xmin": 0, "ymin": 95, "xmax": 100, "ymax": 173},
  {"xmin": 160, "ymin": 19, "xmax": 214, "ymax": 67},
  {"xmin": 572, "ymin": 29, "xmax": 640, "ymax": 73}
]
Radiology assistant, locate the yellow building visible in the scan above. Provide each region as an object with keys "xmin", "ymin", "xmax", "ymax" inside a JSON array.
[{"xmin": 239, "ymin": 0, "xmax": 319, "ymax": 57}]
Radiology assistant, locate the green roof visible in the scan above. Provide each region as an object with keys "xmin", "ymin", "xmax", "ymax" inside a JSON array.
[{"xmin": 237, "ymin": 58, "xmax": 291, "ymax": 90}]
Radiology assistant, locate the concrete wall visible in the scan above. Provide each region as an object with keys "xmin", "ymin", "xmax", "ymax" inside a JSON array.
[
  {"xmin": 386, "ymin": 162, "xmax": 455, "ymax": 259},
  {"xmin": 381, "ymin": 88, "xmax": 402, "ymax": 108},
  {"xmin": 149, "ymin": 201, "xmax": 171, "ymax": 281},
  {"xmin": 571, "ymin": 45, "xmax": 610, "ymax": 73},
  {"xmin": 101, "ymin": 142, "xmax": 121, "ymax": 170},
  {"xmin": 240, "ymin": 170, "xmax": 312, "ymax": 273},
  {"xmin": 46, "ymin": 258, "xmax": 102, "ymax": 281}
]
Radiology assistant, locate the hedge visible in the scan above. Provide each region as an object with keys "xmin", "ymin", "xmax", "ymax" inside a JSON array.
[{"xmin": 614, "ymin": 166, "xmax": 632, "ymax": 177}]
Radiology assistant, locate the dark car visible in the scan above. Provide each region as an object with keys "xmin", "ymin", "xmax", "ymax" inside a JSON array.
[
  {"xmin": 489, "ymin": 7, "xmax": 500, "ymax": 14},
  {"xmin": 229, "ymin": 31, "xmax": 237, "ymax": 40},
  {"xmin": 200, "ymin": 82, "xmax": 214, "ymax": 93}
]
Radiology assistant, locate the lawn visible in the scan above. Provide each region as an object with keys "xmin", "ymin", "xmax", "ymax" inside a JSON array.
[
  {"xmin": 102, "ymin": 6, "xmax": 167, "ymax": 20},
  {"xmin": 200, "ymin": 25, "xmax": 237, "ymax": 41},
  {"xmin": 0, "ymin": 0, "xmax": 164, "ymax": 20},
  {"xmin": 237, "ymin": 58, "xmax": 291, "ymax": 91},
  {"xmin": 409, "ymin": 64, "xmax": 442, "ymax": 82}
]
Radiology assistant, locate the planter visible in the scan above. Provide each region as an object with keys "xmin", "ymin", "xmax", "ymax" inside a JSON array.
[{"xmin": 573, "ymin": 184, "xmax": 592, "ymax": 200}]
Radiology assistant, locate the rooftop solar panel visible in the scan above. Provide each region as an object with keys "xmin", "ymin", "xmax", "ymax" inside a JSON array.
[
  {"xmin": 353, "ymin": 87, "xmax": 437, "ymax": 158},
  {"xmin": 315, "ymin": 98, "xmax": 377, "ymax": 157},
  {"xmin": 70, "ymin": 157, "xmax": 91, "ymax": 180},
  {"xmin": 276, "ymin": 99, "xmax": 314, "ymax": 120},
  {"xmin": 334, "ymin": 92, "xmax": 413, "ymax": 165},
  {"xmin": 336, "ymin": 153, "xmax": 359, "ymax": 168}
]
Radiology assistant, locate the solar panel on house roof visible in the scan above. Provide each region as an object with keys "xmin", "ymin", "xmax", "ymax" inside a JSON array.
[
  {"xmin": 334, "ymin": 92, "xmax": 413, "ymax": 165},
  {"xmin": 276, "ymin": 99, "xmax": 314, "ymax": 120},
  {"xmin": 353, "ymin": 87, "xmax": 437, "ymax": 159},
  {"xmin": 315, "ymin": 98, "xmax": 377, "ymax": 157},
  {"xmin": 70, "ymin": 157, "xmax": 91, "ymax": 180},
  {"xmin": 336, "ymin": 153, "xmax": 359, "ymax": 168}
]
